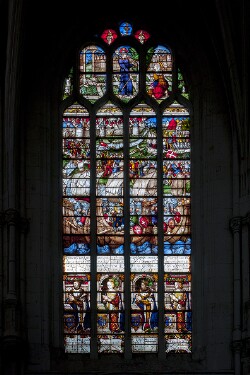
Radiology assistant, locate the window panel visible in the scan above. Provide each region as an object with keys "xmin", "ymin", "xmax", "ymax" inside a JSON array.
[
  {"xmin": 62, "ymin": 22, "xmax": 191, "ymax": 356},
  {"xmin": 79, "ymin": 46, "xmax": 106, "ymax": 102},
  {"xmin": 131, "ymin": 273, "xmax": 158, "ymax": 352},
  {"xmin": 97, "ymin": 274, "xmax": 125, "ymax": 353},
  {"xmin": 63, "ymin": 274, "xmax": 91, "ymax": 351},
  {"xmin": 63, "ymin": 68, "xmax": 73, "ymax": 100}
]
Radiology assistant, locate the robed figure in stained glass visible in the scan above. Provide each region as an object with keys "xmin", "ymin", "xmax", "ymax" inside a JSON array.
[
  {"xmin": 118, "ymin": 47, "xmax": 136, "ymax": 96},
  {"xmin": 64, "ymin": 278, "xmax": 91, "ymax": 333},
  {"xmin": 131, "ymin": 276, "xmax": 158, "ymax": 332},
  {"xmin": 101, "ymin": 277, "xmax": 124, "ymax": 333},
  {"xmin": 169, "ymin": 280, "xmax": 188, "ymax": 333}
]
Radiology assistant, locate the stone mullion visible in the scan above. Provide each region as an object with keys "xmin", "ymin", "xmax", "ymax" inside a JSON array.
[
  {"xmin": 157, "ymin": 110, "xmax": 165, "ymax": 360},
  {"xmin": 90, "ymin": 109, "xmax": 97, "ymax": 359},
  {"xmin": 123, "ymin": 109, "xmax": 131, "ymax": 360}
]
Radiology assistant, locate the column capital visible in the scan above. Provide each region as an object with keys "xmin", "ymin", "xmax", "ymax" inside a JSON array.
[
  {"xmin": 230, "ymin": 216, "xmax": 242, "ymax": 233},
  {"xmin": 5, "ymin": 208, "xmax": 20, "ymax": 226},
  {"xmin": 4, "ymin": 209, "xmax": 29, "ymax": 233}
]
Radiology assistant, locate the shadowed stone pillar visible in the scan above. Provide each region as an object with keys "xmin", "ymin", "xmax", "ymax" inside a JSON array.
[
  {"xmin": 1, "ymin": 0, "xmax": 28, "ymax": 373},
  {"xmin": 2, "ymin": 209, "xmax": 29, "ymax": 375},
  {"xmin": 230, "ymin": 216, "xmax": 242, "ymax": 375}
]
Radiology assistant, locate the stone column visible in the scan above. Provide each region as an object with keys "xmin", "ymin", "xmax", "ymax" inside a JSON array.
[
  {"xmin": 241, "ymin": 213, "xmax": 250, "ymax": 374},
  {"xmin": 2, "ymin": 209, "xmax": 29, "ymax": 375},
  {"xmin": 230, "ymin": 216, "xmax": 243, "ymax": 375},
  {"xmin": 1, "ymin": 0, "xmax": 28, "ymax": 374}
]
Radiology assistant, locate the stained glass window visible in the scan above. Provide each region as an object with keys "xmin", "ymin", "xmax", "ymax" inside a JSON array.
[{"xmin": 62, "ymin": 21, "xmax": 191, "ymax": 355}]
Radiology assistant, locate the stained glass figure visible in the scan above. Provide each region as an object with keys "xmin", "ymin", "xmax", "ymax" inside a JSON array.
[
  {"xmin": 119, "ymin": 22, "xmax": 133, "ymax": 36},
  {"xmin": 101, "ymin": 29, "xmax": 118, "ymax": 45},
  {"xmin": 97, "ymin": 274, "xmax": 125, "ymax": 353},
  {"xmin": 63, "ymin": 274, "xmax": 91, "ymax": 353},
  {"xmin": 134, "ymin": 30, "xmax": 150, "ymax": 44},
  {"xmin": 113, "ymin": 46, "xmax": 139, "ymax": 101},
  {"xmin": 165, "ymin": 274, "xmax": 192, "ymax": 353},
  {"xmin": 131, "ymin": 274, "xmax": 158, "ymax": 352},
  {"xmin": 146, "ymin": 45, "xmax": 172, "ymax": 101}
]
